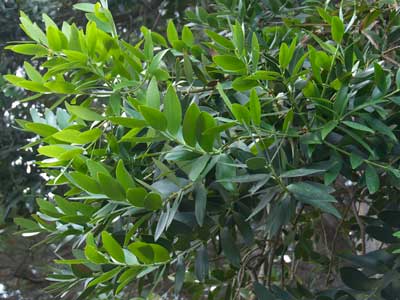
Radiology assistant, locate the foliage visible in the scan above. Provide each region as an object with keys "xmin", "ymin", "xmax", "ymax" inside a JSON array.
[
  {"xmin": 5, "ymin": 0, "xmax": 400, "ymax": 299},
  {"xmin": 0, "ymin": 0, "xmax": 190, "ymax": 223}
]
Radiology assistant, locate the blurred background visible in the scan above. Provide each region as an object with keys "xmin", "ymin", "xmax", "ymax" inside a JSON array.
[{"xmin": 0, "ymin": 1, "xmax": 192, "ymax": 298}]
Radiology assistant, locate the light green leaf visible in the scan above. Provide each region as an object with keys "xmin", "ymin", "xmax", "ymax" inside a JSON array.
[
  {"xmin": 108, "ymin": 117, "xmax": 146, "ymax": 128},
  {"xmin": 66, "ymin": 103, "xmax": 104, "ymax": 121},
  {"xmin": 101, "ymin": 231, "xmax": 125, "ymax": 263},
  {"xmin": 116, "ymin": 160, "xmax": 136, "ymax": 190},
  {"xmin": 53, "ymin": 128, "xmax": 102, "ymax": 144},
  {"xmin": 231, "ymin": 103, "xmax": 250, "ymax": 125},
  {"xmin": 128, "ymin": 242, "xmax": 170, "ymax": 264},
  {"xmin": 140, "ymin": 105, "xmax": 167, "ymax": 131},
  {"xmin": 146, "ymin": 77, "xmax": 160, "ymax": 108},
  {"xmin": 127, "ymin": 187, "xmax": 147, "ymax": 207},
  {"xmin": 23, "ymin": 62, "xmax": 43, "ymax": 83},
  {"xmin": 213, "ymin": 55, "xmax": 246, "ymax": 73},
  {"xmin": 167, "ymin": 20, "xmax": 179, "ymax": 45},
  {"xmin": 98, "ymin": 173, "xmax": 125, "ymax": 201},
  {"xmin": 5, "ymin": 44, "xmax": 48, "ymax": 56},
  {"xmin": 249, "ymin": 89, "xmax": 261, "ymax": 126},
  {"xmin": 331, "ymin": 16, "xmax": 345, "ymax": 43},
  {"xmin": 182, "ymin": 26, "xmax": 194, "ymax": 47},
  {"xmin": 85, "ymin": 244, "xmax": 108, "ymax": 264},
  {"xmin": 144, "ymin": 192, "xmax": 162, "ymax": 211}
]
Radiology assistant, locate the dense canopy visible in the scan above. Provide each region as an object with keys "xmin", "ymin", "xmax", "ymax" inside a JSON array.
[{"xmin": 5, "ymin": 0, "xmax": 400, "ymax": 299}]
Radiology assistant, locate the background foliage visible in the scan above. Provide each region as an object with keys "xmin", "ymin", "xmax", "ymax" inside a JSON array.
[{"xmin": 4, "ymin": 0, "xmax": 400, "ymax": 299}]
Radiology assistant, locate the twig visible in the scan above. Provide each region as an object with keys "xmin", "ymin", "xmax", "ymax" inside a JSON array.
[{"xmin": 352, "ymin": 200, "xmax": 366, "ymax": 255}]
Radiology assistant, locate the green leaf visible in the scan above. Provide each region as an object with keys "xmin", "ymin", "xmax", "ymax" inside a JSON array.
[
  {"xmin": 87, "ymin": 159, "xmax": 111, "ymax": 177},
  {"xmin": 182, "ymin": 26, "xmax": 194, "ymax": 47},
  {"xmin": 85, "ymin": 244, "xmax": 108, "ymax": 264},
  {"xmin": 45, "ymin": 81, "xmax": 76, "ymax": 94},
  {"xmin": 127, "ymin": 187, "xmax": 147, "ymax": 207},
  {"xmin": 188, "ymin": 155, "xmax": 210, "ymax": 181},
  {"xmin": 146, "ymin": 77, "xmax": 160, "ymax": 108},
  {"xmin": 116, "ymin": 160, "xmax": 136, "ymax": 190},
  {"xmin": 24, "ymin": 123, "xmax": 58, "ymax": 137},
  {"xmin": 87, "ymin": 267, "xmax": 121, "ymax": 288},
  {"xmin": 144, "ymin": 192, "xmax": 163, "ymax": 211},
  {"xmin": 195, "ymin": 245, "xmax": 209, "ymax": 282},
  {"xmin": 342, "ymin": 121, "xmax": 374, "ymax": 134},
  {"xmin": 73, "ymin": 3, "xmax": 95, "ymax": 12},
  {"xmin": 98, "ymin": 173, "xmax": 125, "ymax": 201},
  {"xmin": 47, "ymin": 26, "xmax": 63, "ymax": 51},
  {"xmin": 221, "ymin": 227, "xmax": 240, "ymax": 267},
  {"xmin": 340, "ymin": 267, "xmax": 378, "ymax": 291},
  {"xmin": 38, "ymin": 145, "xmax": 82, "ymax": 160},
  {"xmin": 246, "ymin": 157, "xmax": 267, "ymax": 170},
  {"xmin": 249, "ymin": 89, "xmax": 261, "ymax": 126},
  {"xmin": 246, "ymin": 71, "xmax": 280, "ymax": 81},
  {"xmin": 321, "ymin": 120, "xmax": 338, "ymax": 139},
  {"xmin": 167, "ymin": 20, "xmax": 179, "ymax": 45},
  {"xmin": 365, "ymin": 165, "xmax": 379, "ymax": 194},
  {"xmin": 232, "ymin": 21, "xmax": 244, "ymax": 55},
  {"xmin": 216, "ymin": 154, "xmax": 236, "ymax": 191},
  {"xmin": 253, "ymin": 282, "xmax": 275, "ymax": 300},
  {"xmin": 140, "ymin": 105, "xmax": 167, "ymax": 131},
  {"xmin": 216, "ymin": 83, "xmax": 233, "ymax": 112},
  {"xmin": 183, "ymin": 102, "xmax": 201, "ymax": 147},
  {"xmin": 128, "ymin": 241, "xmax": 169, "ymax": 264},
  {"xmin": 396, "ymin": 69, "xmax": 400, "ymax": 90},
  {"xmin": 5, "ymin": 44, "xmax": 48, "ymax": 56},
  {"xmin": 194, "ymin": 182, "xmax": 207, "ymax": 227},
  {"xmin": 53, "ymin": 128, "xmax": 102, "ymax": 144},
  {"xmin": 68, "ymin": 171, "xmax": 101, "ymax": 194},
  {"xmin": 174, "ymin": 256, "xmax": 185, "ymax": 294},
  {"xmin": 108, "ymin": 117, "xmax": 146, "ymax": 128},
  {"xmin": 101, "ymin": 231, "xmax": 125, "ymax": 263},
  {"xmin": 4, "ymin": 75, "xmax": 49, "ymax": 93},
  {"xmin": 196, "ymin": 112, "xmax": 216, "ymax": 152},
  {"xmin": 333, "ymin": 85, "xmax": 349, "ymax": 117},
  {"xmin": 231, "ymin": 104, "xmax": 250, "ymax": 125},
  {"xmin": 66, "ymin": 103, "xmax": 104, "ymax": 121},
  {"xmin": 23, "ymin": 62, "xmax": 43, "ymax": 83},
  {"xmin": 19, "ymin": 12, "xmax": 47, "ymax": 44},
  {"xmin": 232, "ymin": 77, "xmax": 258, "ymax": 91},
  {"xmin": 280, "ymin": 168, "xmax": 324, "ymax": 178},
  {"xmin": 183, "ymin": 52, "xmax": 193, "ymax": 83},
  {"xmin": 213, "ymin": 55, "xmax": 246, "ymax": 73},
  {"xmin": 287, "ymin": 182, "xmax": 340, "ymax": 218},
  {"xmin": 350, "ymin": 152, "xmax": 364, "ymax": 169},
  {"xmin": 164, "ymin": 85, "xmax": 182, "ymax": 135},
  {"xmin": 142, "ymin": 26, "xmax": 153, "ymax": 60},
  {"xmin": 205, "ymin": 30, "xmax": 234, "ymax": 49},
  {"xmin": 331, "ymin": 16, "xmax": 345, "ymax": 43},
  {"xmin": 374, "ymin": 63, "xmax": 386, "ymax": 92},
  {"xmin": 251, "ymin": 32, "xmax": 260, "ymax": 72},
  {"xmin": 279, "ymin": 43, "xmax": 290, "ymax": 69}
]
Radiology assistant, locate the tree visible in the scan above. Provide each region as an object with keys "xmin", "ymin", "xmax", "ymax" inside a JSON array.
[{"xmin": 6, "ymin": 0, "xmax": 400, "ymax": 299}]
